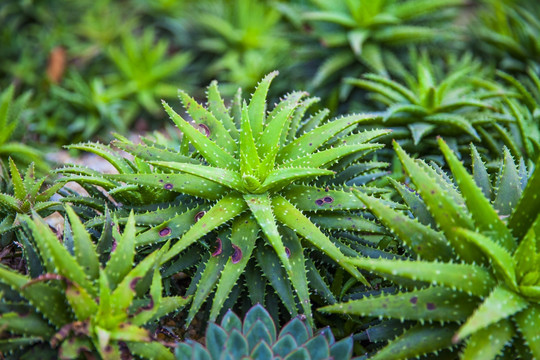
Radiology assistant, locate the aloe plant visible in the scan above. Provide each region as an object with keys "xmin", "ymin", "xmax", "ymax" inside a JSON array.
[
  {"xmin": 176, "ymin": 304, "xmax": 356, "ymax": 360},
  {"xmin": 0, "ymin": 159, "xmax": 61, "ymax": 242},
  {"xmin": 347, "ymin": 51, "xmax": 502, "ymax": 149},
  {"xmin": 51, "ymin": 72, "xmax": 135, "ymax": 140},
  {"xmin": 0, "ymin": 85, "xmax": 47, "ymax": 172},
  {"xmin": 0, "ymin": 206, "xmax": 189, "ymax": 359},
  {"xmin": 108, "ymin": 28, "xmax": 193, "ymax": 115},
  {"xmin": 185, "ymin": 0, "xmax": 291, "ymax": 93},
  {"xmin": 57, "ymin": 72, "xmax": 393, "ymax": 326},
  {"xmin": 321, "ymin": 138, "xmax": 540, "ymax": 359},
  {"xmin": 296, "ymin": 0, "xmax": 464, "ymax": 93}
]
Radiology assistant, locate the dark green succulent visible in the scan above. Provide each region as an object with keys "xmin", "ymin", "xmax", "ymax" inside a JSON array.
[
  {"xmin": 0, "ymin": 206, "xmax": 189, "ymax": 359},
  {"xmin": 297, "ymin": 0, "xmax": 464, "ymax": 93},
  {"xmin": 322, "ymin": 139, "xmax": 540, "ymax": 359},
  {"xmin": 58, "ymin": 72, "xmax": 393, "ymax": 326},
  {"xmin": 175, "ymin": 304, "xmax": 356, "ymax": 360}
]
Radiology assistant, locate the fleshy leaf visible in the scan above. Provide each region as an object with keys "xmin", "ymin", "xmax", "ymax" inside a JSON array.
[
  {"xmin": 349, "ymin": 257, "xmax": 496, "ymax": 297},
  {"xmin": 454, "ymin": 285, "xmax": 528, "ymax": 343}
]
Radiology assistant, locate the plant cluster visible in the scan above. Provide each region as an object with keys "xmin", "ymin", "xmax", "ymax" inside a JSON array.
[{"xmin": 1, "ymin": 1, "xmax": 540, "ymax": 359}]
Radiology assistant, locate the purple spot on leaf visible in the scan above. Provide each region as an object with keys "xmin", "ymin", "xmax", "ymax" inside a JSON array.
[
  {"xmin": 231, "ymin": 245, "xmax": 242, "ymax": 263},
  {"xmin": 410, "ymin": 296, "xmax": 418, "ymax": 305},
  {"xmin": 164, "ymin": 183, "xmax": 173, "ymax": 190},
  {"xmin": 142, "ymin": 296, "xmax": 154, "ymax": 310},
  {"xmin": 315, "ymin": 199, "xmax": 324, "ymax": 206},
  {"xmin": 130, "ymin": 277, "xmax": 142, "ymax": 291},
  {"xmin": 285, "ymin": 247, "xmax": 291, "ymax": 258},
  {"xmin": 323, "ymin": 196, "xmax": 334, "ymax": 203},
  {"xmin": 212, "ymin": 238, "xmax": 223, "ymax": 257},
  {"xmin": 198, "ymin": 124, "xmax": 210, "ymax": 137},
  {"xmin": 426, "ymin": 302, "xmax": 436, "ymax": 310},
  {"xmin": 194, "ymin": 211, "xmax": 206, "ymax": 222},
  {"xmin": 159, "ymin": 227, "xmax": 171, "ymax": 237}
]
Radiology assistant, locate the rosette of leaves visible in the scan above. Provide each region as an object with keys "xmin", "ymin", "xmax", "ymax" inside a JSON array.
[
  {"xmin": 0, "ymin": 206, "xmax": 190, "ymax": 359},
  {"xmin": 108, "ymin": 28, "xmax": 193, "ymax": 116},
  {"xmin": 296, "ymin": 0, "xmax": 464, "ymax": 93},
  {"xmin": 346, "ymin": 51, "xmax": 514, "ymax": 158},
  {"xmin": 62, "ymin": 72, "xmax": 393, "ymax": 326},
  {"xmin": 0, "ymin": 85, "xmax": 47, "ymax": 172},
  {"xmin": 50, "ymin": 72, "xmax": 134, "ymax": 142},
  {"xmin": 175, "ymin": 304, "xmax": 356, "ymax": 360},
  {"xmin": 183, "ymin": 0, "xmax": 291, "ymax": 94},
  {"xmin": 321, "ymin": 138, "xmax": 540, "ymax": 359},
  {"xmin": 0, "ymin": 159, "xmax": 61, "ymax": 242},
  {"xmin": 470, "ymin": 0, "xmax": 540, "ymax": 74}
]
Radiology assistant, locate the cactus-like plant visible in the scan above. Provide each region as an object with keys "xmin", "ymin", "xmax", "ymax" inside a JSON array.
[
  {"xmin": 0, "ymin": 206, "xmax": 190, "ymax": 359},
  {"xmin": 184, "ymin": 0, "xmax": 291, "ymax": 94},
  {"xmin": 347, "ymin": 51, "xmax": 497, "ymax": 147},
  {"xmin": 321, "ymin": 138, "xmax": 540, "ymax": 359},
  {"xmin": 58, "ymin": 72, "xmax": 393, "ymax": 326},
  {"xmin": 295, "ymin": 0, "xmax": 464, "ymax": 91},
  {"xmin": 0, "ymin": 85, "xmax": 47, "ymax": 172},
  {"xmin": 175, "ymin": 304, "xmax": 356, "ymax": 360},
  {"xmin": 108, "ymin": 28, "xmax": 193, "ymax": 115},
  {"xmin": 0, "ymin": 159, "xmax": 61, "ymax": 241}
]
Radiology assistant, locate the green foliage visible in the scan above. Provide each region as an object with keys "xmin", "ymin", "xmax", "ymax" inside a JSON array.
[
  {"xmin": 0, "ymin": 85, "xmax": 47, "ymax": 172},
  {"xmin": 471, "ymin": 0, "xmax": 540, "ymax": 73},
  {"xmin": 58, "ymin": 73, "xmax": 393, "ymax": 327},
  {"xmin": 348, "ymin": 51, "xmax": 500, "ymax": 150},
  {"xmin": 108, "ymin": 28, "xmax": 193, "ymax": 115},
  {"xmin": 294, "ymin": 0, "xmax": 464, "ymax": 94},
  {"xmin": 0, "ymin": 159, "xmax": 61, "ymax": 242},
  {"xmin": 175, "ymin": 304, "xmax": 356, "ymax": 360},
  {"xmin": 184, "ymin": 0, "xmax": 292, "ymax": 93},
  {"xmin": 321, "ymin": 139, "xmax": 540, "ymax": 359},
  {"xmin": 0, "ymin": 206, "xmax": 189, "ymax": 359}
]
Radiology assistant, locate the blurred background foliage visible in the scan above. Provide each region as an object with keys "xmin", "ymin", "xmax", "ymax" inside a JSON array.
[{"xmin": 0, "ymin": 0, "xmax": 539, "ymax": 154}]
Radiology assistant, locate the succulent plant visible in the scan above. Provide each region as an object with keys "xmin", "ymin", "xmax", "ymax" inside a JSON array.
[
  {"xmin": 347, "ymin": 51, "xmax": 497, "ymax": 146},
  {"xmin": 0, "ymin": 206, "xmax": 190, "ymax": 359},
  {"xmin": 296, "ymin": 0, "xmax": 464, "ymax": 94},
  {"xmin": 490, "ymin": 69, "xmax": 540, "ymax": 160},
  {"xmin": 51, "ymin": 72, "xmax": 134, "ymax": 141},
  {"xmin": 321, "ymin": 138, "xmax": 540, "ymax": 359},
  {"xmin": 175, "ymin": 304, "xmax": 356, "ymax": 360},
  {"xmin": 0, "ymin": 159, "xmax": 61, "ymax": 242},
  {"xmin": 108, "ymin": 28, "xmax": 193, "ymax": 115},
  {"xmin": 471, "ymin": 0, "xmax": 540, "ymax": 74},
  {"xmin": 58, "ymin": 72, "xmax": 393, "ymax": 326},
  {"xmin": 0, "ymin": 85, "xmax": 48, "ymax": 172},
  {"xmin": 184, "ymin": 0, "xmax": 291, "ymax": 93}
]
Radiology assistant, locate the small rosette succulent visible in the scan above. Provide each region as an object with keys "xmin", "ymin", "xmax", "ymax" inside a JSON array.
[
  {"xmin": 0, "ymin": 206, "xmax": 189, "ymax": 359},
  {"xmin": 0, "ymin": 159, "xmax": 61, "ymax": 242},
  {"xmin": 347, "ymin": 51, "xmax": 499, "ymax": 150},
  {"xmin": 175, "ymin": 304, "xmax": 356, "ymax": 360},
  {"xmin": 322, "ymin": 138, "xmax": 540, "ymax": 359}
]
